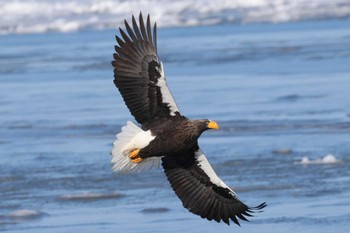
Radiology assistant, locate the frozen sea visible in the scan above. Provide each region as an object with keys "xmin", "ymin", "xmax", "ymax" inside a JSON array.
[{"xmin": 1, "ymin": 17, "xmax": 350, "ymax": 232}]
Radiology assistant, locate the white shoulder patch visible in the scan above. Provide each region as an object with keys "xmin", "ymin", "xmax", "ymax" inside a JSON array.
[
  {"xmin": 111, "ymin": 121, "xmax": 160, "ymax": 174},
  {"xmin": 156, "ymin": 62, "xmax": 179, "ymax": 116},
  {"xmin": 195, "ymin": 149, "xmax": 237, "ymax": 196}
]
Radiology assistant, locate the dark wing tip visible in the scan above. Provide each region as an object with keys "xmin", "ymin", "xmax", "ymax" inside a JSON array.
[
  {"xmin": 246, "ymin": 202, "xmax": 267, "ymax": 214},
  {"xmin": 252, "ymin": 202, "xmax": 267, "ymax": 210},
  {"xmin": 119, "ymin": 27, "xmax": 132, "ymax": 44},
  {"xmin": 223, "ymin": 199, "xmax": 265, "ymax": 225},
  {"xmin": 237, "ymin": 213, "xmax": 249, "ymax": 222},
  {"xmin": 153, "ymin": 22, "xmax": 158, "ymax": 54},
  {"xmin": 146, "ymin": 14, "xmax": 152, "ymax": 44},
  {"xmin": 115, "ymin": 34, "xmax": 125, "ymax": 47},
  {"xmin": 230, "ymin": 215, "xmax": 240, "ymax": 226},
  {"xmin": 124, "ymin": 19, "xmax": 137, "ymax": 41},
  {"xmin": 132, "ymin": 14, "xmax": 143, "ymax": 40}
]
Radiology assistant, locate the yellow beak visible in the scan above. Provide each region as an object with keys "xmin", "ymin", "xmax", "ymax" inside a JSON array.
[{"xmin": 207, "ymin": 121, "xmax": 219, "ymax": 130}]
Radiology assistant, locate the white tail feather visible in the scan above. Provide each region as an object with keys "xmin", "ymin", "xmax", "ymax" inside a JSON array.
[{"xmin": 111, "ymin": 121, "xmax": 160, "ymax": 174}]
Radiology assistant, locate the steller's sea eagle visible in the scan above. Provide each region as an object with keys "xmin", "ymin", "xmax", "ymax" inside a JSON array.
[{"xmin": 110, "ymin": 13, "xmax": 266, "ymax": 226}]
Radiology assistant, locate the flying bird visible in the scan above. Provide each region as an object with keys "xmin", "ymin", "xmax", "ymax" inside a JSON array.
[{"xmin": 110, "ymin": 13, "xmax": 266, "ymax": 226}]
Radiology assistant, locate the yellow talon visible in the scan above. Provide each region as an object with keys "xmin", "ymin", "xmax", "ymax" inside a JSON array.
[
  {"xmin": 129, "ymin": 149, "xmax": 143, "ymax": 163},
  {"xmin": 131, "ymin": 157, "xmax": 143, "ymax": 163},
  {"xmin": 129, "ymin": 149, "xmax": 141, "ymax": 159}
]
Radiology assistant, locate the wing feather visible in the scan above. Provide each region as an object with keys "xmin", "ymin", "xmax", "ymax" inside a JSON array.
[
  {"xmin": 146, "ymin": 15, "xmax": 153, "ymax": 45},
  {"xmin": 153, "ymin": 22, "xmax": 158, "ymax": 54},
  {"xmin": 161, "ymin": 147, "xmax": 266, "ymax": 225},
  {"xmin": 139, "ymin": 13, "xmax": 148, "ymax": 41},
  {"xmin": 124, "ymin": 19, "xmax": 137, "ymax": 41},
  {"xmin": 113, "ymin": 13, "xmax": 180, "ymax": 127},
  {"xmin": 132, "ymin": 15, "xmax": 143, "ymax": 41}
]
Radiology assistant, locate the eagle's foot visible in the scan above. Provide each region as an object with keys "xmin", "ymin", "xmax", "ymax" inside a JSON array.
[{"xmin": 129, "ymin": 149, "xmax": 143, "ymax": 163}]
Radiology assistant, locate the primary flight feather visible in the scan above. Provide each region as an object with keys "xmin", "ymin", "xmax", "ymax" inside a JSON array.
[{"xmin": 111, "ymin": 13, "xmax": 266, "ymax": 225}]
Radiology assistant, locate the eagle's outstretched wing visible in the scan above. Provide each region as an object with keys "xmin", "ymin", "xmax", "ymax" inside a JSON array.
[
  {"xmin": 161, "ymin": 146, "xmax": 266, "ymax": 225},
  {"xmin": 112, "ymin": 13, "xmax": 180, "ymax": 128}
]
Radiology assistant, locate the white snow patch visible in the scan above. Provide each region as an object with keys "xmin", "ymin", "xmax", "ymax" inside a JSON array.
[{"xmin": 1, "ymin": 0, "xmax": 350, "ymax": 35}]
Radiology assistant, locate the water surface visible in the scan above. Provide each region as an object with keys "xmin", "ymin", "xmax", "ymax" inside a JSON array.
[{"xmin": 1, "ymin": 18, "xmax": 350, "ymax": 232}]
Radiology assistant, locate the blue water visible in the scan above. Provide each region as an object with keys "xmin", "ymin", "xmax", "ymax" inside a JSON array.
[{"xmin": 1, "ymin": 18, "xmax": 350, "ymax": 232}]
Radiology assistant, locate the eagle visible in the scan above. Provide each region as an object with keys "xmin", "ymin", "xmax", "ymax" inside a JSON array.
[{"xmin": 110, "ymin": 13, "xmax": 266, "ymax": 226}]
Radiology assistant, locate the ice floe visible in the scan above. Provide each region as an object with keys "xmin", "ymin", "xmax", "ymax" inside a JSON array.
[{"xmin": 295, "ymin": 154, "xmax": 340, "ymax": 165}]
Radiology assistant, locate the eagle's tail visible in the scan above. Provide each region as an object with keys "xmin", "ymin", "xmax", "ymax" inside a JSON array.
[{"xmin": 111, "ymin": 121, "xmax": 161, "ymax": 174}]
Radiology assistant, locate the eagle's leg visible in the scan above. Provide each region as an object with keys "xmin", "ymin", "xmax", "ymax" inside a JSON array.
[{"xmin": 129, "ymin": 149, "xmax": 143, "ymax": 163}]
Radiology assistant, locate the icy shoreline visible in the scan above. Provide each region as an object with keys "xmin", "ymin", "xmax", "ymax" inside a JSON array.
[{"xmin": 1, "ymin": 0, "xmax": 350, "ymax": 35}]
